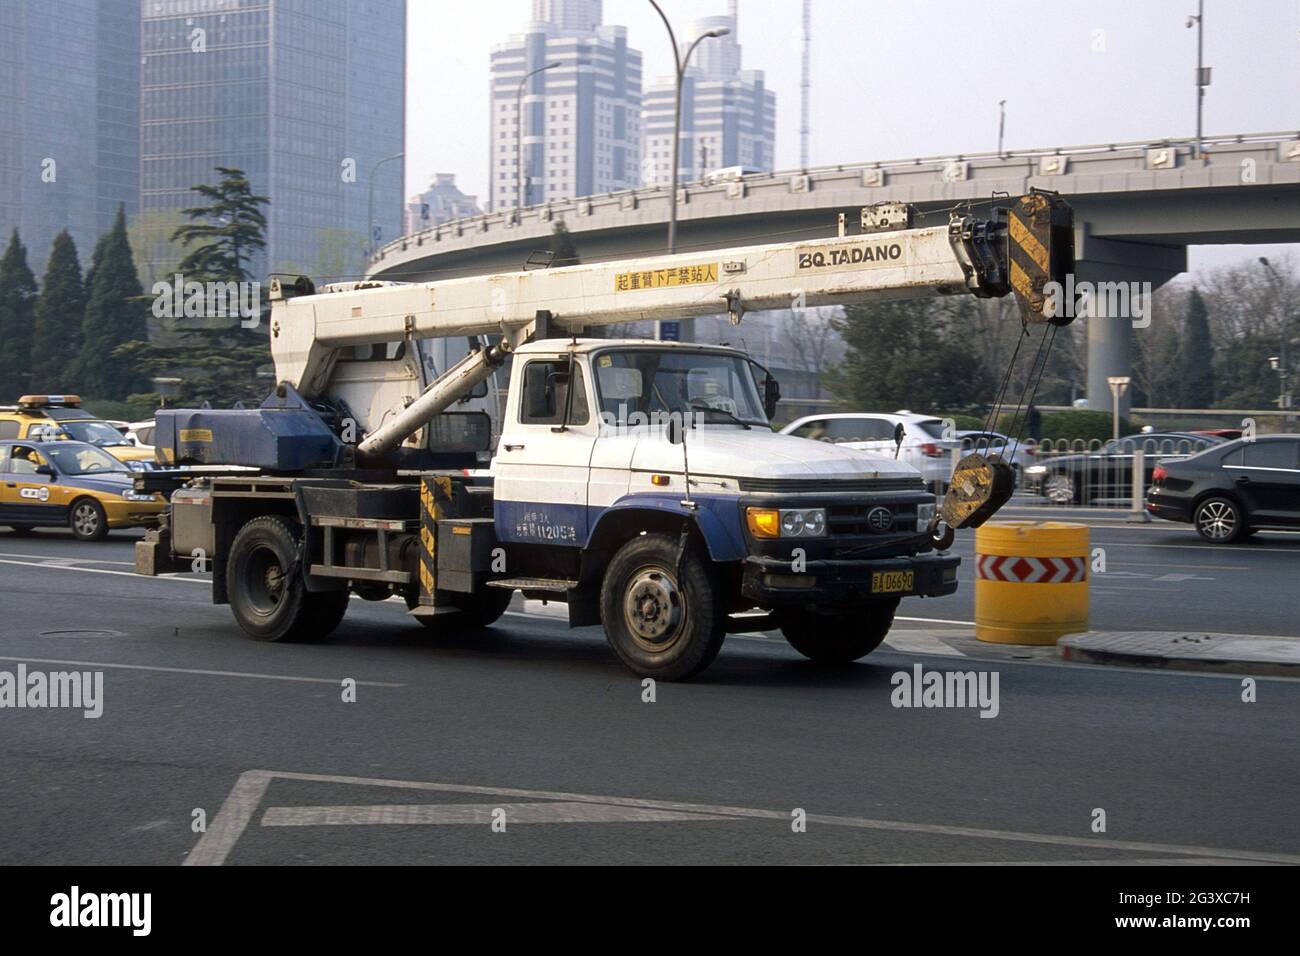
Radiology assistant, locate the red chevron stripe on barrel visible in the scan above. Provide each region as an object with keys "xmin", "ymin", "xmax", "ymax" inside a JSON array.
[{"xmin": 976, "ymin": 554, "xmax": 1087, "ymax": 583}]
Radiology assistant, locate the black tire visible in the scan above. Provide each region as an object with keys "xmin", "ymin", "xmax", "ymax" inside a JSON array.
[
  {"xmin": 69, "ymin": 498, "xmax": 109, "ymax": 541},
  {"xmin": 7, "ymin": 524, "xmax": 36, "ymax": 536},
  {"xmin": 1194, "ymin": 496, "xmax": 1245, "ymax": 543},
  {"xmin": 777, "ymin": 598, "xmax": 900, "ymax": 664},
  {"xmin": 404, "ymin": 588, "xmax": 514, "ymax": 631},
  {"xmin": 599, "ymin": 533, "xmax": 725, "ymax": 681},
  {"xmin": 227, "ymin": 516, "xmax": 348, "ymax": 642}
]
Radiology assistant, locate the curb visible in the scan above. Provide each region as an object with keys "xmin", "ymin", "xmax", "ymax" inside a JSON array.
[{"xmin": 1058, "ymin": 631, "xmax": 1300, "ymax": 678}]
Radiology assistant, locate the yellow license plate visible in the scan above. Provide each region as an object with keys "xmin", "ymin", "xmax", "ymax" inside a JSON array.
[{"xmin": 871, "ymin": 570, "xmax": 913, "ymax": 593}]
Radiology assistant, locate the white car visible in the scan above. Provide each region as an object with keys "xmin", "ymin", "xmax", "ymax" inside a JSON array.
[
  {"xmin": 123, "ymin": 419, "xmax": 156, "ymax": 448},
  {"xmin": 780, "ymin": 411, "xmax": 961, "ymax": 486},
  {"xmin": 954, "ymin": 430, "xmax": 1036, "ymax": 483}
]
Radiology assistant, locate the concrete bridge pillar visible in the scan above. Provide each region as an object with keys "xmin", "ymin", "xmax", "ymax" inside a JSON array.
[{"xmin": 1073, "ymin": 227, "xmax": 1185, "ymax": 416}]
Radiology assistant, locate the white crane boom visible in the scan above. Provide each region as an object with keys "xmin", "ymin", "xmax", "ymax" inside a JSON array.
[{"xmin": 269, "ymin": 194, "xmax": 1073, "ymax": 403}]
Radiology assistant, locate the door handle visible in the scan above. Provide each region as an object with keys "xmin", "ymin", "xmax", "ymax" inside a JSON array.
[
  {"xmin": 1234, "ymin": 475, "xmax": 1250, "ymax": 484},
  {"xmin": 502, "ymin": 443, "xmax": 525, "ymax": 452}
]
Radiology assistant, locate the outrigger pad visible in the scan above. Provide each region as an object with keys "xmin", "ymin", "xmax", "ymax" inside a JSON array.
[{"xmin": 940, "ymin": 453, "xmax": 1016, "ymax": 530}]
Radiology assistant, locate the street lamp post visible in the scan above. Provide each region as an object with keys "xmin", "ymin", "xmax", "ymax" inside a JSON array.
[
  {"xmin": 367, "ymin": 152, "xmax": 404, "ymax": 261},
  {"xmin": 1186, "ymin": 2, "xmax": 1209, "ymax": 160},
  {"xmin": 1260, "ymin": 257, "xmax": 1293, "ymax": 412},
  {"xmin": 648, "ymin": 1, "xmax": 729, "ymax": 341},
  {"xmin": 997, "ymin": 99, "xmax": 1006, "ymax": 158},
  {"xmin": 516, "ymin": 61, "xmax": 562, "ymax": 211}
]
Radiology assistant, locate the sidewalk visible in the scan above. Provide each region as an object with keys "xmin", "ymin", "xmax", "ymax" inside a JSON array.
[{"xmin": 1058, "ymin": 631, "xmax": 1300, "ymax": 677}]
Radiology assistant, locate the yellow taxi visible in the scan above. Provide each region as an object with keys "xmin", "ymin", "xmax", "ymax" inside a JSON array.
[
  {"xmin": 0, "ymin": 395, "xmax": 156, "ymax": 470},
  {"xmin": 0, "ymin": 439, "xmax": 165, "ymax": 540}
]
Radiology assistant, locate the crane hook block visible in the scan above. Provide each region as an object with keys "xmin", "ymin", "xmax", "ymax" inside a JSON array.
[
  {"xmin": 1007, "ymin": 192, "xmax": 1075, "ymax": 327},
  {"xmin": 940, "ymin": 453, "xmax": 1017, "ymax": 530}
]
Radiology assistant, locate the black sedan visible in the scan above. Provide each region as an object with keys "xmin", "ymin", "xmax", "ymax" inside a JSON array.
[
  {"xmin": 1146, "ymin": 434, "xmax": 1300, "ymax": 542},
  {"xmin": 1024, "ymin": 432, "xmax": 1224, "ymax": 505}
]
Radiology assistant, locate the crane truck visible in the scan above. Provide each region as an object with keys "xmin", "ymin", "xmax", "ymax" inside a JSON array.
[{"xmin": 135, "ymin": 193, "xmax": 1075, "ymax": 680}]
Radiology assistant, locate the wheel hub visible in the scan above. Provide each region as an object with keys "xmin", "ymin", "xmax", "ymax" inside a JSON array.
[
  {"xmin": 623, "ymin": 569, "xmax": 681, "ymax": 644},
  {"xmin": 1198, "ymin": 501, "xmax": 1235, "ymax": 539}
]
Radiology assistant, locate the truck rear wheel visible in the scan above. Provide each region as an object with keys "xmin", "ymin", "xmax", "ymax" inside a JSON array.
[
  {"xmin": 600, "ymin": 533, "xmax": 725, "ymax": 681},
  {"xmin": 228, "ymin": 516, "xmax": 348, "ymax": 642},
  {"xmin": 777, "ymin": 598, "xmax": 900, "ymax": 663}
]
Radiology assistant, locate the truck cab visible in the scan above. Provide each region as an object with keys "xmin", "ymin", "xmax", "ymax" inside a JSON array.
[{"xmin": 485, "ymin": 339, "xmax": 957, "ymax": 677}]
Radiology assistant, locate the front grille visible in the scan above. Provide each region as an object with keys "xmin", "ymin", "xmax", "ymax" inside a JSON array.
[
  {"xmin": 827, "ymin": 502, "xmax": 918, "ymax": 536},
  {"xmin": 738, "ymin": 476, "xmax": 924, "ymax": 494}
]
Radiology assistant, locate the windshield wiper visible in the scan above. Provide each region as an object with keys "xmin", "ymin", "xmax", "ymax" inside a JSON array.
[{"xmin": 688, "ymin": 400, "xmax": 756, "ymax": 429}]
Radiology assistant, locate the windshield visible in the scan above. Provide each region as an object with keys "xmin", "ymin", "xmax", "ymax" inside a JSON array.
[
  {"xmin": 45, "ymin": 444, "xmax": 129, "ymax": 475},
  {"xmin": 591, "ymin": 349, "xmax": 767, "ymax": 426},
  {"xmin": 59, "ymin": 420, "xmax": 129, "ymax": 446}
]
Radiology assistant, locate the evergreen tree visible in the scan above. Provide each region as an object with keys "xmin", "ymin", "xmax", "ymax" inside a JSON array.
[
  {"xmin": 1175, "ymin": 287, "xmax": 1215, "ymax": 407},
  {"xmin": 827, "ymin": 298, "xmax": 994, "ymax": 411},
  {"xmin": 75, "ymin": 205, "xmax": 148, "ymax": 400},
  {"xmin": 171, "ymin": 166, "xmax": 269, "ymax": 283},
  {"xmin": 0, "ymin": 230, "xmax": 39, "ymax": 399},
  {"xmin": 32, "ymin": 230, "xmax": 86, "ymax": 388},
  {"xmin": 116, "ymin": 167, "xmax": 271, "ymax": 406}
]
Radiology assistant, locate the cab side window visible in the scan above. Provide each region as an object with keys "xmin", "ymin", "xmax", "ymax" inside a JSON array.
[
  {"xmin": 519, "ymin": 360, "xmax": 590, "ymax": 426},
  {"xmin": 8, "ymin": 445, "xmax": 45, "ymax": 475}
]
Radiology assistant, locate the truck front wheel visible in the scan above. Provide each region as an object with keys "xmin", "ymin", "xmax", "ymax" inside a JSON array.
[
  {"xmin": 600, "ymin": 533, "xmax": 725, "ymax": 681},
  {"xmin": 227, "ymin": 516, "xmax": 348, "ymax": 642},
  {"xmin": 777, "ymin": 598, "xmax": 900, "ymax": 664}
]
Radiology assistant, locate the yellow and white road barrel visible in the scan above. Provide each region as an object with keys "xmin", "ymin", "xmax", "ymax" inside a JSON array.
[{"xmin": 974, "ymin": 521, "xmax": 1089, "ymax": 645}]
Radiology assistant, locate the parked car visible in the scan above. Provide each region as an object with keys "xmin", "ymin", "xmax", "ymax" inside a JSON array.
[
  {"xmin": 954, "ymin": 430, "xmax": 1036, "ymax": 483},
  {"xmin": 1191, "ymin": 428, "xmax": 1244, "ymax": 441},
  {"xmin": 1147, "ymin": 434, "xmax": 1300, "ymax": 541},
  {"xmin": 0, "ymin": 439, "xmax": 165, "ymax": 540},
  {"xmin": 123, "ymin": 419, "xmax": 156, "ymax": 448},
  {"xmin": 0, "ymin": 395, "xmax": 156, "ymax": 470},
  {"xmin": 780, "ymin": 411, "xmax": 961, "ymax": 486},
  {"xmin": 1024, "ymin": 432, "xmax": 1225, "ymax": 504}
]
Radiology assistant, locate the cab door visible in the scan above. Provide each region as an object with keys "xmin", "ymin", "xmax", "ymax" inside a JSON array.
[
  {"xmin": 492, "ymin": 355, "xmax": 598, "ymax": 548},
  {"xmin": 3, "ymin": 444, "xmax": 62, "ymax": 525}
]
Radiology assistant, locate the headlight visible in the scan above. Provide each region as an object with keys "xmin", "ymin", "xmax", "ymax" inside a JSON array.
[
  {"xmin": 1025, "ymin": 465, "xmax": 1048, "ymax": 475},
  {"xmin": 120, "ymin": 490, "xmax": 156, "ymax": 502},
  {"xmin": 746, "ymin": 507, "xmax": 827, "ymax": 538},
  {"xmin": 916, "ymin": 502, "xmax": 936, "ymax": 527}
]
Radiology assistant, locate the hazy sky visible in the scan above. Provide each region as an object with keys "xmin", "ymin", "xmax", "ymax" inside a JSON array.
[{"xmin": 406, "ymin": 0, "xmax": 1300, "ymax": 275}]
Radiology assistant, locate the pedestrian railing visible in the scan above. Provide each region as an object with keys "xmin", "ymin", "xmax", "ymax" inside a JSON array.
[{"xmin": 1016, "ymin": 436, "xmax": 1210, "ymax": 507}]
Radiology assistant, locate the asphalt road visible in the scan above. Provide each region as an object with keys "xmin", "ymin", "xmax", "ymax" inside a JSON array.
[{"xmin": 1, "ymin": 520, "xmax": 1297, "ymax": 865}]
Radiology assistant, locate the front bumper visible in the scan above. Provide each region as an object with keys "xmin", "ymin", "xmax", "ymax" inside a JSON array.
[
  {"xmin": 741, "ymin": 551, "xmax": 960, "ymax": 609},
  {"xmin": 104, "ymin": 498, "xmax": 166, "ymax": 528}
]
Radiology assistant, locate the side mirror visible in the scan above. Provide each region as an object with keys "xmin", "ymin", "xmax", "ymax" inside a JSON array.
[
  {"xmin": 35, "ymin": 464, "xmax": 55, "ymax": 477},
  {"xmin": 762, "ymin": 375, "xmax": 781, "ymax": 420},
  {"xmin": 665, "ymin": 415, "xmax": 686, "ymax": 445}
]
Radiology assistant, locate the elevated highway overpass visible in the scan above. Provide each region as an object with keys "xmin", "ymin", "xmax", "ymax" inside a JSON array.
[{"xmin": 369, "ymin": 132, "xmax": 1300, "ymax": 413}]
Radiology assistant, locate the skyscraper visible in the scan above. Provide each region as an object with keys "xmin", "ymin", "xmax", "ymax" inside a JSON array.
[
  {"xmin": 488, "ymin": 0, "xmax": 642, "ymax": 211},
  {"xmin": 642, "ymin": 2, "xmax": 775, "ymax": 185},
  {"xmin": 0, "ymin": 0, "xmax": 139, "ymax": 275},
  {"xmin": 140, "ymin": 0, "xmax": 405, "ymax": 284},
  {"xmin": 404, "ymin": 174, "xmax": 482, "ymax": 236}
]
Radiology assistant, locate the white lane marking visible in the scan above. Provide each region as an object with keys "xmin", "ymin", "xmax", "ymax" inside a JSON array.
[
  {"xmin": 0, "ymin": 551, "xmax": 137, "ymax": 566},
  {"xmin": 262, "ymin": 802, "xmax": 734, "ymax": 827},
  {"xmin": 185, "ymin": 770, "xmax": 274, "ymax": 867},
  {"xmin": 0, "ymin": 656, "xmax": 403, "ymax": 688},
  {"xmin": 883, "ymin": 632, "xmax": 965, "ymax": 657},
  {"xmin": 189, "ymin": 769, "xmax": 1300, "ymax": 866},
  {"xmin": 0, "ymin": 557, "xmax": 207, "ymax": 582}
]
